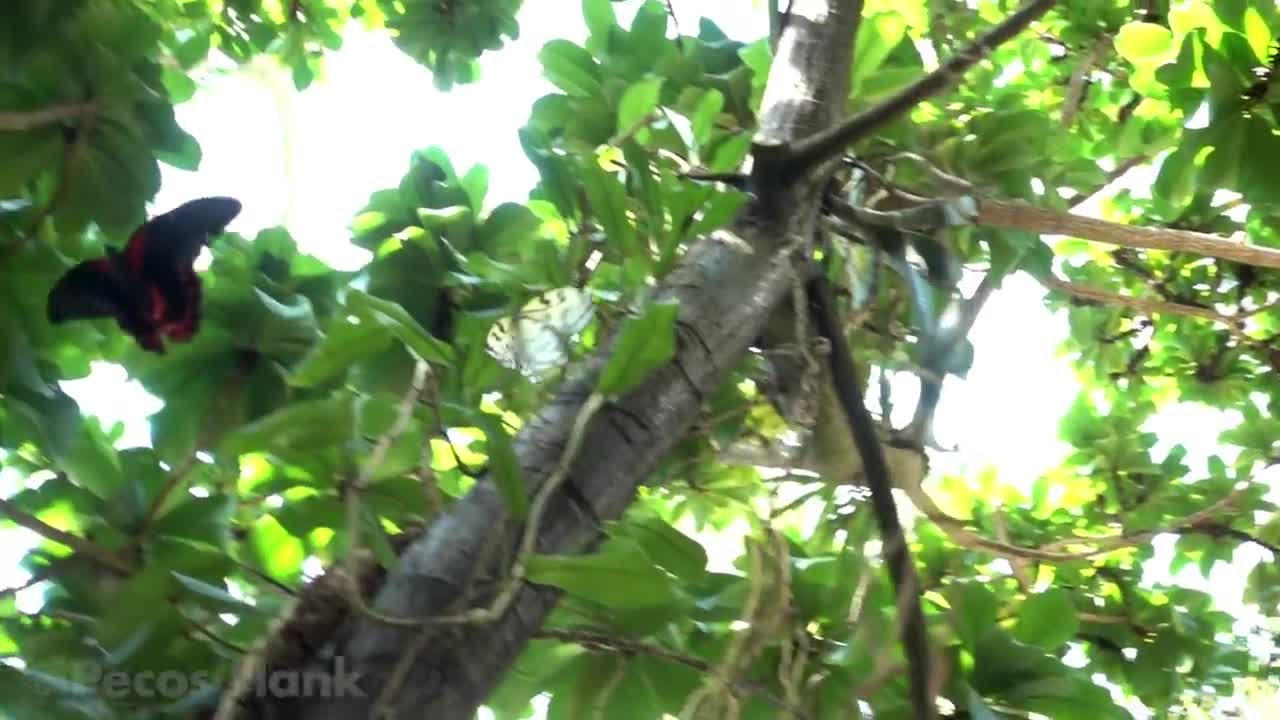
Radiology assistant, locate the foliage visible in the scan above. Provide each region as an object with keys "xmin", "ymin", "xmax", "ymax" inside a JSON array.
[{"xmin": 1, "ymin": 1, "xmax": 1278, "ymax": 719}]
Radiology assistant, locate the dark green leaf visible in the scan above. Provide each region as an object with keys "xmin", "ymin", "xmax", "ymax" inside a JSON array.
[
  {"xmin": 598, "ymin": 300, "xmax": 679, "ymax": 395},
  {"xmin": 526, "ymin": 539, "xmax": 680, "ymax": 609},
  {"xmin": 1014, "ymin": 588, "xmax": 1079, "ymax": 650}
]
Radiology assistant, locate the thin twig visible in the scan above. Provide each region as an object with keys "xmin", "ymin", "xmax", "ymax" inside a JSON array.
[
  {"xmin": 780, "ymin": 0, "xmax": 1058, "ymax": 175},
  {"xmin": 0, "ymin": 498, "xmax": 133, "ymax": 575},
  {"xmin": 1065, "ymin": 155, "xmax": 1147, "ymax": 207},
  {"xmin": 1061, "ymin": 35, "xmax": 1110, "ymax": 128},
  {"xmin": 186, "ymin": 618, "xmax": 249, "ymax": 655},
  {"xmin": 136, "ymin": 456, "xmax": 200, "ymax": 537},
  {"xmin": 1043, "ymin": 276, "xmax": 1250, "ymax": 338},
  {"xmin": 902, "ymin": 483, "xmax": 1246, "ymax": 562},
  {"xmin": 0, "ymin": 563, "xmax": 57, "ymax": 600},
  {"xmin": 1178, "ymin": 523, "xmax": 1280, "ymax": 556},
  {"xmin": 994, "ymin": 507, "xmax": 1034, "ymax": 591},
  {"xmin": 0, "ymin": 103, "xmax": 96, "ymax": 132},
  {"xmin": 663, "ymin": 0, "xmax": 681, "ymax": 39},
  {"xmin": 344, "ymin": 359, "xmax": 431, "ymax": 621},
  {"xmin": 536, "ymin": 627, "xmax": 808, "ymax": 717}
]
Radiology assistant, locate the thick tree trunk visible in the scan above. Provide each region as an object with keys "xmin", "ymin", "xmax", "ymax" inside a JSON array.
[{"xmin": 277, "ymin": 3, "xmax": 863, "ymax": 718}]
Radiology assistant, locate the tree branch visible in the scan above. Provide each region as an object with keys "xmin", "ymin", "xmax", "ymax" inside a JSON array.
[
  {"xmin": 0, "ymin": 560, "xmax": 59, "ymax": 600},
  {"xmin": 1061, "ymin": 34, "xmax": 1110, "ymax": 128},
  {"xmin": 978, "ymin": 198, "xmax": 1280, "ymax": 270},
  {"xmin": 1064, "ymin": 155, "xmax": 1148, "ymax": 207},
  {"xmin": 272, "ymin": 5, "xmax": 865, "ymax": 719},
  {"xmin": 896, "ymin": 478, "xmax": 1248, "ymax": 564},
  {"xmin": 776, "ymin": 0, "xmax": 1057, "ymax": 175},
  {"xmin": 1178, "ymin": 522, "xmax": 1279, "ymax": 556},
  {"xmin": 1043, "ymin": 276, "xmax": 1248, "ymax": 333},
  {"xmin": 0, "ymin": 103, "xmax": 95, "ymax": 132},
  {"xmin": 807, "ymin": 272, "xmax": 936, "ymax": 720},
  {"xmin": 0, "ymin": 498, "xmax": 133, "ymax": 575}
]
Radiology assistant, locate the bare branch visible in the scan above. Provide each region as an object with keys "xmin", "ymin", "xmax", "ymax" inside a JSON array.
[
  {"xmin": 1043, "ymin": 276, "xmax": 1248, "ymax": 335},
  {"xmin": 343, "ymin": 358, "xmax": 431, "ymax": 622},
  {"xmin": 1065, "ymin": 155, "xmax": 1148, "ymax": 206},
  {"xmin": 1178, "ymin": 522, "xmax": 1280, "ymax": 556},
  {"xmin": 1061, "ymin": 35, "xmax": 1110, "ymax": 128},
  {"xmin": 0, "ymin": 103, "xmax": 95, "ymax": 132},
  {"xmin": 899, "ymin": 483, "xmax": 1247, "ymax": 563},
  {"xmin": 0, "ymin": 498, "xmax": 133, "ymax": 575},
  {"xmin": 808, "ymin": 271, "xmax": 936, "ymax": 720},
  {"xmin": 978, "ymin": 198, "xmax": 1280, "ymax": 270},
  {"xmin": 0, "ymin": 561, "xmax": 58, "ymax": 600}
]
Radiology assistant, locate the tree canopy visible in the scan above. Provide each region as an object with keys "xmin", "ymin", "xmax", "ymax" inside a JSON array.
[{"xmin": 1, "ymin": 1, "xmax": 1278, "ymax": 719}]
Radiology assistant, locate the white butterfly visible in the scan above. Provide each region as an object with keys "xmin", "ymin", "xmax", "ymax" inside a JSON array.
[{"xmin": 485, "ymin": 287, "xmax": 595, "ymax": 378}]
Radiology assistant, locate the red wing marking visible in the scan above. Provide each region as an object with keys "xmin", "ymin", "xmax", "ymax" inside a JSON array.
[{"xmin": 124, "ymin": 229, "xmax": 148, "ymax": 272}]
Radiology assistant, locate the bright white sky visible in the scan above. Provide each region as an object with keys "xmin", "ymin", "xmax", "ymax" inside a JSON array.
[{"xmin": 3, "ymin": 1, "xmax": 1274, "ymax": 715}]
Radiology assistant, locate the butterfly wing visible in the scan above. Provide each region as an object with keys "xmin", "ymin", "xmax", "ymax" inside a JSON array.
[
  {"xmin": 485, "ymin": 287, "xmax": 595, "ymax": 378},
  {"xmin": 124, "ymin": 196, "xmax": 242, "ymax": 271},
  {"xmin": 122, "ymin": 196, "xmax": 241, "ymax": 344},
  {"xmin": 46, "ymin": 254, "xmax": 165, "ymax": 351},
  {"xmin": 46, "ymin": 258, "xmax": 126, "ymax": 323},
  {"xmin": 46, "ymin": 197, "xmax": 240, "ymax": 352}
]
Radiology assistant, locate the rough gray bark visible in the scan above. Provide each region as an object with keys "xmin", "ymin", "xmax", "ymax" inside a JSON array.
[{"xmin": 276, "ymin": 2, "xmax": 863, "ymax": 718}]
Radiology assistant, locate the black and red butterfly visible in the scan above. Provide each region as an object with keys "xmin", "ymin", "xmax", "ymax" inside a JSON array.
[{"xmin": 46, "ymin": 196, "xmax": 242, "ymax": 353}]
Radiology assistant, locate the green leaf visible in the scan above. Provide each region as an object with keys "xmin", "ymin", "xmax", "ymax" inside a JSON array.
[
  {"xmin": 1014, "ymin": 588, "xmax": 1079, "ymax": 650},
  {"xmin": 221, "ymin": 393, "xmax": 356, "ymax": 458},
  {"xmin": 686, "ymin": 189, "xmax": 747, "ymax": 238},
  {"xmin": 582, "ymin": 0, "xmax": 617, "ymax": 47},
  {"xmin": 616, "ymin": 76, "xmax": 664, "ymax": 136},
  {"xmin": 965, "ymin": 687, "xmax": 1001, "ymax": 720},
  {"xmin": 627, "ymin": 1, "xmax": 669, "ymax": 58},
  {"xmin": 460, "ymin": 165, "xmax": 490, "ymax": 212},
  {"xmin": 171, "ymin": 572, "xmax": 260, "ymax": 613},
  {"xmin": 360, "ymin": 503, "xmax": 399, "ymax": 571},
  {"xmin": 850, "ymin": 12, "xmax": 908, "ymax": 91},
  {"xmin": 348, "ymin": 289, "xmax": 454, "ymax": 365},
  {"xmin": 690, "ymin": 88, "xmax": 724, "ymax": 147},
  {"xmin": 1114, "ymin": 22, "xmax": 1175, "ymax": 64},
  {"xmin": 526, "ymin": 539, "xmax": 680, "ymax": 609},
  {"xmin": 473, "ymin": 410, "xmax": 528, "ymax": 519},
  {"xmin": 947, "ymin": 582, "xmax": 999, "ymax": 647},
  {"xmin": 707, "ymin": 132, "xmax": 752, "ymax": 173},
  {"xmin": 598, "ymin": 300, "xmax": 679, "ymax": 395},
  {"xmin": 150, "ymin": 492, "xmax": 234, "ymax": 549},
  {"xmin": 613, "ymin": 515, "xmax": 707, "ymax": 581},
  {"xmin": 290, "ymin": 316, "xmax": 395, "ymax": 387},
  {"xmin": 251, "ymin": 288, "xmax": 319, "ymax": 360},
  {"xmin": 1152, "ymin": 146, "xmax": 1197, "ymax": 213},
  {"xmin": 0, "ymin": 129, "xmax": 61, "ymax": 195},
  {"xmin": 581, "ymin": 160, "xmax": 636, "ymax": 256},
  {"xmin": 538, "ymin": 40, "xmax": 603, "ymax": 98}
]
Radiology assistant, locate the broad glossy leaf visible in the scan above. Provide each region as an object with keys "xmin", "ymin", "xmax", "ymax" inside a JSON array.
[
  {"xmin": 616, "ymin": 76, "xmax": 663, "ymax": 136},
  {"xmin": 289, "ymin": 316, "xmax": 395, "ymax": 387},
  {"xmin": 349, "ymin": 289, "xmax": 454, "ymax": 365},
  {"xmin": 538, "ymin": 40, "xmax": 603, "ymax": 98},
  {"xmin": 526, "ymin": 539, "xmax": 680, "ymax": 609},
  {"xmin": 598, "ymin": 300, "xmax": 678, "ymax": 396},
  {"xmin": 1014, "ymin": 588, "xmax": 1079, "ymax": 650}
]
